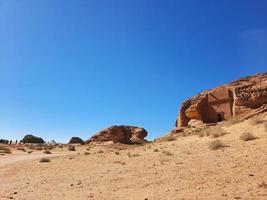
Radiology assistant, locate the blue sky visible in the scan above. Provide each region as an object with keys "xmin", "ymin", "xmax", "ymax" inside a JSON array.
[{"xmin": 0, "ymin": 0, "xmax": 266, "ymax": 142}]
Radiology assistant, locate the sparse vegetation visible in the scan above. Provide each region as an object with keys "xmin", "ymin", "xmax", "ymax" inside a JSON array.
[
  {"xmin": 258, "ymin": 181, "xmax": 267, "ymax": 188},
  {"xmin": 84, "ymin": 152, "xmax": 90, "ymax": 155},
  {"xmin": 114, "ymin": 151, "xmax": 120, "ymax": 155},
  {"xmin": 250, "ymin": 118, "xmax": 266, "ymax": 125},
  {"xmin": 28, "ymin": 151, "xmax": 33, "ymax": 154},
  {"xmin": 40, "ymin": 158, "xmax": 51, "ymax": 163},
  {"xmin": 202, "ymin": 127, "xmax": 228, "ymax": 138},
  {"xmin": 17, "ymin": 147, "xmax": 26, "ymax": 152},
  {"xmin": 240, "ymin": 132, "xmax": 257, "ymax": 141},
  {"xmin": 68, "ymin": 145, "xmax": 76, "ymax": 151},
  {"xmin": 153, "ymin": 149, "xmax": 159, "ymax": 152},
  {"xmin": 0, "ymin": 146, "xmax": 11, "ymax": 154},
  {"xmin": 97, "ymin": 150, "xmax": 104, "ymax": 154},
  {"xmin": 127, "ymin": 152, "xmax": 140, "ymax": 157},
  {"xmin": 43, "ymin": 150, "xmax": 52, "ymax": 154},
  {"xmin": 208, "ymin": 140, "xmax": 227, "ymax": 150},
  {"xmin": 162, "ymin": 150, "xmax": 173, "ymax": 156}
]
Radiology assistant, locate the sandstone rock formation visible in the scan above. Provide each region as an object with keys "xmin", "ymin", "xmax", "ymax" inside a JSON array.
[
  {"xmin": 87, "ymin": 125, "xmax": 148, "ymax": 144},
  {"xmin": 69, "ymin": 137, "xmax": 85, "ymax": 144},
  {"xmin": 176, "ymin": 73, "xmax": 267, "ymax": 127},
  {"xmin": 21, "ymin": 134, "xmax": 44, "ymax": 144}
]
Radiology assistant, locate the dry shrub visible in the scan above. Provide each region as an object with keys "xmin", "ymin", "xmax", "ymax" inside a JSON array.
[
  {"xmin": 40, "ymin": 158, "xmax": 51, "ymax": 163},
  {"xmin": 162, "ymin": 150, "xmax": 173, "ymax": 156},
  {"xmin": 127, "ymin": 152, "xmax": 140, "ymax": 157},
  {"xmin": 0, "ymin": 146, "xmax": 11, "ymax": 154},
  {"xmin": 258, "ymin": 181, "xmax": 267, "ymax": 188},
  {"xmin": 17, "ymin": 147, "xmax": 26, "ymax": 152},
  {"xmin": 28, "ymin": 151, "xmax": 33, "ymax": 154},
  {"xmin": 68, "ymin": 145, "xmax": 76, "ymax": 151},
  {"xmin": 44, "ymin": 145, "xmax": 54, "ymax": 150},
  {"xmin": 153, "ymin": 149, "xmax": 159, "ymax": 152},
  {"xmin": 36, "ymin": 147, "xmax": 43, "ymax": 151},
  {"xmin": 114, "ymin": 151, "xmax": 120, "ymax": 155},
  {"xmin": 240, "ymin": 132, "xmax": 257, "ymax": 141},
  {"xmin": 43, "ymin": 150, "xmax": 51, "ymax": 154},
  {"xmin": 227, "ymin": 118, "xmax": 242, "ymax": 125},
  {"xmin": 207, "ymin": 127, "xmax": 228, "ymax": 138},
  {"xmin": 208, "ymin": 140, "xmax": 227, "ymax": 150},
  {"xmin": 97, "ymin": 150, "xmax": 104, "ymax": 154},
  {"xmin": 84, "ymin": 152, "xmax": 90, "ymax": 155}
]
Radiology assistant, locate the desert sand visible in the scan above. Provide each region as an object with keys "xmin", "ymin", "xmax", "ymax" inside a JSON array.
[{"xmin": 0, "ymin": 114, "xmax": 267, "ymax": 200}]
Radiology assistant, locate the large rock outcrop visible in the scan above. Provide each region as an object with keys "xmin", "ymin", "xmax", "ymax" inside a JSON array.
[
  {"xmin": 86, "ymin": 125, "xmax": 148, "ymax": 144},
  {"xmin": 69, "ymin": 137, "xmax": 85, "ymax": 144},
  {"xmin": 21, "ymin": 134, "xmax": 44, "ymax": 144},
  {"xmin": 176, "ymin": 73, "xmax": 267, "ymax": 127}
]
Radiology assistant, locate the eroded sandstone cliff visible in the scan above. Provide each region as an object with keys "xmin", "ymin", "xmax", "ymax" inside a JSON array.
[{"xmin": 176, "ymin": 73, "xmax": 267, "ymax": 127}]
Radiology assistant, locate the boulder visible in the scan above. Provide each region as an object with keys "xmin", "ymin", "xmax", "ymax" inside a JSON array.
[
  {"xmin": 69, "ymin": 137, "xmax": 84, "ymax": 144},
  {"xmin": 21, "ymin": 134, "xmax": 44, "ymax": 144},
  {"xmin": 87, "ymin": 125, "xmax": 148, "ymax": 144},
  {"xmin": 0, "ymin": 139, "xmax": 9, "ymax": 144},
  {"xmin": 176, "ymin": 73, "xmax": 267, "ymax": 127}
]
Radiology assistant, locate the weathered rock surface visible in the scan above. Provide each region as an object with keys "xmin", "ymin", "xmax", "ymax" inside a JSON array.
[
  {"xmin": 176, "ymin": 73, "xmax": 267, "ymax": 127},
  {"xmin": 21, "ymin": 134, "xmax": 44, "ymax": 144},
  {"xmin": 87, "ymin": 125, "xmax": 148, "ymax": 144},
  {"xmin": 69, "ymin": 137, "xmax": 84, "ymax": 144}
]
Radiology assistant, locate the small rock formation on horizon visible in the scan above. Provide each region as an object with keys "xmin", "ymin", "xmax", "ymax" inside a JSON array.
[
  {"xmin": 21, "ymin": 134, "xmax": 44, "ymax": 144},
  {"xmin": 175, "ymin": 72, "xmax": 267, "ymax": 129},
  {"xmin": 86, "ymin": 125, "xmax": 148, "ymax": 144},
  {"xmin": 69, "ymin": 137, "xmax": 85, "ymax": 144}
]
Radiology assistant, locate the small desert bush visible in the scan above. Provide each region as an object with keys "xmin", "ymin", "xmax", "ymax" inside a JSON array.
[
  {"xmin": 162, "ymin": 150, "xmax": 173, "ymax": 156},
  {"xmin": 258, "ymin": 181, "xmax": 267, "ymax": 188},
  {"xmin": 114, "ymin": 151, "xmax": 120, "ymax": 155},
  {"xmin": 43, "ymin": 150, "xmax": 52, "ymax": 154},
  {"xmin": 0, "ymin": 146, "xmax": 11, "ymax": 154},
  {"xmin": 208, "ymin": 140, "xmax": 227, "ymax": 150},
  {"xmin": 17, "ymin": 147, "xmax": 26, "ymax": 152},
  {"xmin": 68, "ymin": 145, "xmax": 76, "ymax": 151},
  {"xmin": 97, "ymin": 150, "xmax": 104, "ymax": 154},
  {"xmin": 28, "ymin": 150, "xmax": 33, "ymax": 154},
  {"xmin": 36, "ymin": 146, "xmax": 43, "ymax": 151},
  {"xmin": 127, "ymin": 152, "xmax": 140, "ymax": 157},
  {"xmin": 240, "ymin": 132, "xmax": 257, "ymax": 141},
  {"xmin": 153, "ymin": 149, "xmax": 159, "ymax": 152},
  {"xmin": 40, "ymin": 158, "xmax": 51, "ymax": 163},
  {"xmin": 84, "ymin": 152, "xmax": 90, "ymax": 155},
  {"xmin": 206, "ymin": 127, "xmax": 228, "ymax": 138},
  {"xmin": 227, "ymin": 118, "xmax": 242, "ymax": 125}
]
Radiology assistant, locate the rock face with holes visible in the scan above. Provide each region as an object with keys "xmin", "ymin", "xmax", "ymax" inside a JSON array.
[
  {"xmin": 86, "ymin": 125, "xmax": 148, "ymax": 144},
  {"xmin": 176, "ymin": 73, "xmax": 267, "ymax": 127}
]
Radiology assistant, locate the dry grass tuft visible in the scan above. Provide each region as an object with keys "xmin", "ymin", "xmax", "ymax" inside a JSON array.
[
  {"xmin": 240, "ymin": 132, "xmax": 257, "ymax": 142},
  {"xmin": 208, "ymin": 140, "xmax": 228, "ymax": 150},
  {"xmin": 40, "ymin": 158, "xmax": 51, "ymax": 163},
  {"xmin": 17, "ymin": 147, "xmax": 26, "ymax": 152},
  {"xmin": 68, "ymin": 145, "xmax": 76, "ymax": 151},
  {"xmin": 153, "ymin": 149, "xmax": 159, "ymax": 152},
  {"xmin": 43, "ymin": 150, "xmax": 52, "ymax": 154},
  {"xmin": 206, "ymin": 127, "xmax": 228, "ymax": 138},
  {"xmin": 258, "ymin": 181, "xmax": 267, "ymax": 188},
  {"xmin": 114, "ymin": 151, "xmax": 120, "ymax": 155},
  {"xmin": 0, "ymin": 146, "xmax": 11, "ymax": 154},
  {"xmin": 127, "ymin": 152, "xmax": 140, "ymax": 157},
  {"xmin": 162, "ymin": 150, "xmax": 173, "ymax": 156}
]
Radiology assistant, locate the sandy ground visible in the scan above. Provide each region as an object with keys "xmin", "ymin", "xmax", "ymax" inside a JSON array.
[{"xmin": 0, "ymin": 114, "xmax": 267, "ymax": 200}]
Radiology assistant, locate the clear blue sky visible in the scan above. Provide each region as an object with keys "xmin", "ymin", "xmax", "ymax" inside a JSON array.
[{"xmin": 0, "ymin": 0, "xmax": 266, "ymax": 142}]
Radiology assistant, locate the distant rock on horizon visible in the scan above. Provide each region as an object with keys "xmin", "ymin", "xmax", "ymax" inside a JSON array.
[
  {"xmin": 175, "ymin": 72, "xmax": 267, "ymax": 129},
  {"xmin": 69, "ymin": 137, "xmax": 85, "ymax": 144},
  {"xmin": 21, "ymin": 134, "xmax": 44, "ymax": 144},
  {"xmin": 86, "ymin": 125, "xmax": 148, "ymax": 144}
]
